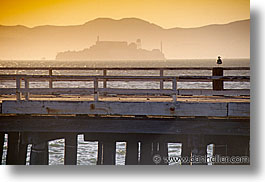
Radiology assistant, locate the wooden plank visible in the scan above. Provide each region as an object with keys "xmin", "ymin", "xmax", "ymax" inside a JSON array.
[
  {"xmin": 178, "ymin": 89, "xmax": 250, "ymax": 96},
  {"xmin": 0, "ymin": 88, "xmax": 172, "ymax": 96},
  {"xmin": 2, "ymin": 101, "xmax": 233, "ymax": 117},
  {"xmin": 0, "ymin": 75, "xmax": 174, "ymax": 80},
  {"xmin": 0, "ymin": 75, "xmax": 250, "ymax": 82},
  {"xmin": 228, "ymin": 102, "xmax": 250, "ymax": 117},
  {"xmin": 100, "ymin": 88, "xmax": 250, "ymax": 96},
  {"xmin": 0, "ymin": 116, "xmax": 250, "ymax": 136},
  {"xmin": 0, "ymin": 67, "xmax": 250, "ymax": 71},
  {"xmin": 0, "ymin": 88, "xmax": 94, "ymax": 95},
  {"xmin": 178, "ymin": 76, "xmax": 249, "ymax": 82},
  {"xmin": 100, "ymin": 88, "xmax": 174, "ymax": 95},
  {"xmin": 0, "ymin": 88, "xmax": 250, "ymax": 96},
  {"xmin": 0, "ymin": 88, "xmax": 17, "ymax": 94}
]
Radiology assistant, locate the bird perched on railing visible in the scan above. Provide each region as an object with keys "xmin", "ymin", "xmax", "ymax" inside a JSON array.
[{"xmin": 216, "ymin": 56, "xmax": 222, "ymax": 65}]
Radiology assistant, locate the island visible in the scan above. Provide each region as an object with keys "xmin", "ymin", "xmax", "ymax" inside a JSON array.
[{"xmin": 56, "ymin": 37, "xmax": 165, "ymax": 60}]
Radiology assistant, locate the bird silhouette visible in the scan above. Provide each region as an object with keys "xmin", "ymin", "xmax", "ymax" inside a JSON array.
[{"xmin": 217, "ymin": 56, "xmax": 222, "ymax": 65}]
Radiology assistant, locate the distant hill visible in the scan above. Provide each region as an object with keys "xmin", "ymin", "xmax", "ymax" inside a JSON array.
[{"xmin": 0, "ymin": 18, "xmax": 249, "ymax": 60}]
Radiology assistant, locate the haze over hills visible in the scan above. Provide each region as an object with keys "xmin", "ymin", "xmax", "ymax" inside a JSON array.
[{"xmin": 0, "ymin": 18, "xmax": 249, "ymax": 60}]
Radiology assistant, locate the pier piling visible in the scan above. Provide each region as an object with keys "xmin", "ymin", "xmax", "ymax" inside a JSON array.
[
  {"xmin": 30, "ymin": 142, "xmax": 49, "ymax": 165},
  {"xmin": 6, "ymin": 132, "xmax": 19, "ymax": 165},
  {"xmin": 64, "ymin": 133, "xmax": 77, "ymax": 165},
  {"xmin": 0, "ymin": 133, "xmax": 4, "ymax": 164},
  {"xmin": 125, "ymin": 140, "xmax": 139, "ymax": 165}
]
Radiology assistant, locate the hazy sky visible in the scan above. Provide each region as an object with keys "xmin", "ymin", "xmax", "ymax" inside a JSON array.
[{"xmin": 0, "ymin": 0, "xmax": 249, "ymax": 28}]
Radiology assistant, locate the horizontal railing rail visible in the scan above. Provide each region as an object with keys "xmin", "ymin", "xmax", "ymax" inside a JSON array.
[
  {"xmin": 0, "ymin": 67, "xmax": 250, "ymax": 71},
  {"xmin": 0, "ymin": 75, "xmax": 250, "ymax": 81}
]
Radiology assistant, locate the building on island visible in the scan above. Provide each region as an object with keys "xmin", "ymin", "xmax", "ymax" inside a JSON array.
[{"xmin": 56, "ymin": 38, "xmax": 165, "ymax": 60}]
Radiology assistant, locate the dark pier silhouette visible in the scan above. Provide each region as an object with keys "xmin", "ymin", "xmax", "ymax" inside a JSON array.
[{"xmin": 0, "ymin": 66, "xmax": 250, "ymax": 165}]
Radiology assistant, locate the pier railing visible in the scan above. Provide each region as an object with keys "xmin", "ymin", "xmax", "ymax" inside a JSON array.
[{"xmin": 0, "ymin": 67, "xmax": 250, "ymax": 102}]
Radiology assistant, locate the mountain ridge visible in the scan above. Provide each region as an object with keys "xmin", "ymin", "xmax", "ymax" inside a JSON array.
[
  {"xmin": 0, "ymin": 18, "xmax": 249, "ymax": 29},
  {"xmin": 0, "ymin": 18, "xmax": 250, "ymax": 60}
]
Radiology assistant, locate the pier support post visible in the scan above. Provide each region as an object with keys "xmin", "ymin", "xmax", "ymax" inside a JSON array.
[
  {"xmin": 30, "ymin": 142, "xmax": 49, "ymax": 165},
  {"xmin": 0, "ymin": 133, "xmax": 5, "ymax": 165},
  {"xmin": 102, "ymin": 140, "xmax": 116, "ymax": 165},
  {"xmin": 211, "ymin": 135, "xmax": 228, "ymax": 165},
  {"xmin": 190, "ymin": 134, "xmax": 207, "ymax": 165},
  {"xmin": 212, "ymin": 144, "xmax": 227, "ymax": 165},
  {"xmin": 6, "ymin": 132, "xmax": 19, "ymax": 165},
  {"xmin": 6, "ymin": 132, "xmax": 27, "ymax": 165},
  {"xmin": 140, "ymin": 139, "xmax": 153, "ymax": 165},
  {"xmin": 97, "ymin": 141, "xmax": 103, "ymax": 165},
  {"xmin": 125, "ymin": 140, "xmax": 139, "ymax": 165},
  {"xmin": 158, "ymin": 142, "xmax": 168, "ymax": 165},
  {"xmin": 17, "ymin": 132, "xmax": 28, "ymax": 165},
  {"xmin": 212, "ymin": 67, "xmax": 224, "ymax": 90},
  {"xmin": 17, "ymin": 143, "xmax": 27, "ymax": 165},
  {"xmin": 181, "ymin": 136, "xmax": 192, "ymax": 165},
  {"xmin": 64, "ymin": 133, "xmax": 77, "ymax": 165},
  {"xmin": 152, "ymin": 141, "xmax": 168, "ymax": 165}
]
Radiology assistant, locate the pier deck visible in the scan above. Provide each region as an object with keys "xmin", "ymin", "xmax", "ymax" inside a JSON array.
[{"xmin": 0, "ymin": 67, "xmax": 250, "ymax": 165}]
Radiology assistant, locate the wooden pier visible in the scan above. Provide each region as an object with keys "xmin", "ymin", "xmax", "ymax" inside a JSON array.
[{"xmin": 0, "ymin": 66, "xmax": 250, "ymax": 165}]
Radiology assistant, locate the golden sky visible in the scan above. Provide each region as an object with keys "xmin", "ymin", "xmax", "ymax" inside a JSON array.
[{"xmin": 0, "ymin": 0, "xmax": 250, "ymax": 28}]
